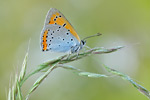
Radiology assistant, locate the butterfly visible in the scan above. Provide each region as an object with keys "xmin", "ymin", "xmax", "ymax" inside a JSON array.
[{"xmin": 41, "ymin": 8, "xmax": 101, "ymax": 53}]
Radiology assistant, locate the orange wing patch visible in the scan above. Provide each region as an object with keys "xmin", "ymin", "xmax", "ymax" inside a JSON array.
[
  {"xmin": 42, "ymin": 30, "xmax": 48, "ymax": 51},
  {"xmin": 49, "ymin": 12, "xmax": 80, "ymax": 42}
]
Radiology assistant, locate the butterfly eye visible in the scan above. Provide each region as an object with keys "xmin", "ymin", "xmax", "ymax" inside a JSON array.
[{"xmin": 81, "ymin": 40, "xmax": 86, "ymax": 45}]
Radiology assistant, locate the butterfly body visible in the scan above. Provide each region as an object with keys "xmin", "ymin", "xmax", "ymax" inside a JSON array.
[{"xmin": 41, "ymin": 8, "xmax": 86, "ymax": 53}]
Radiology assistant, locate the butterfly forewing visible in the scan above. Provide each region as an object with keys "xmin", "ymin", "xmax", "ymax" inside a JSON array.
[
  {"xmin": 41, "ymin": 8, "xmax": 81, "ymax": 52},
  {"xmin": 44, "ymin": 8, "xmax": 80, "ymax": 41}
]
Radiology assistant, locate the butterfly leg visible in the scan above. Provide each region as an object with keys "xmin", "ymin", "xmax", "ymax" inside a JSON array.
[
  {"xmin": 82, "ymin": 45, "xmax": 91, "ymax": 54},
  {"xmin": 74, "ymin": 47, "xmax": 81, "ymax": 59},
  {"xmin": 65, "ymin": 51, "xmax": 72, "ymax": 60},
  {"xmin": 85, "ymin": 45, "xmax": 91, "ymax": 50}
]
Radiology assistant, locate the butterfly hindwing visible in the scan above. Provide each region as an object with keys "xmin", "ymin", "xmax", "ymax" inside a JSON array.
[{"xmin": 41, "ymin": 24, "xmax": 80, "ymax": 52}]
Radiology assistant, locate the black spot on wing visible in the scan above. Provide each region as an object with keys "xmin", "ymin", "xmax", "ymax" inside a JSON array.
[
  {"xmin": 63, "ymin": 23, "xmax": 66, "ymax": 27},
  {"xmin": 66, "ymin": 33, "xmax": 69, "ymax": 35}
]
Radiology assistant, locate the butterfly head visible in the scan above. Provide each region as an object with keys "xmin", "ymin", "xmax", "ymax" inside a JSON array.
[
  {"xmin": 70, "ymin": 33, "xmax": 101, "ymax": 53},
  {"xmin": 79, "ymin": 33, "xmax": 101, "ymax": 50},
  {"xmin": 70, "ymin": 40, "xmax": 86, "ymax": 53}
]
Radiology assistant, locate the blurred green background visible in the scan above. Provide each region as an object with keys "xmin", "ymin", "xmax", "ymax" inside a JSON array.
[{"xmin": 1, "ymin": 0, "xmax": 150, "ymax": 100}]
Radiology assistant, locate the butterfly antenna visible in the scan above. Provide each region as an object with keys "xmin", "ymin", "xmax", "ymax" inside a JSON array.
[{"xmin": 83, "ymin": 33, "xmax": 102, "ymax": 41}]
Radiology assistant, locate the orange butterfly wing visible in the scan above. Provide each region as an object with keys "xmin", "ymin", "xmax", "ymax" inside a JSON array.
[{"xmin": 44, "ymin": 8, "xmax": 80, "ymax": 42}]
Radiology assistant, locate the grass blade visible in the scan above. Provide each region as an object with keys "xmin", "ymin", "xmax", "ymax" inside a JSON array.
[
  {"xmin": 16, "ymin": 78, "xmax": 23, "ymax": 100},
  {"xmin": 78, "ymin": 72, "xmax": 108, "ymax": 78},
  {"xmin": 26, "ymin": 64, "xmax": 57, "ymax": 99},
  {"xmin": 8, "ymin": 88, "xmax": 12, "ymax": 100},
  {"xmin": 102, "ymin": 64, "xmax": 150, "ymax": 99},
  {"xmin": 19, "ymin": 52, "xmax": 28, "ymax": 82}
]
